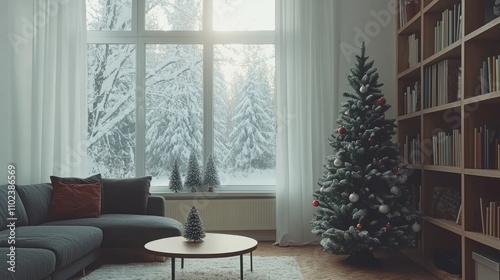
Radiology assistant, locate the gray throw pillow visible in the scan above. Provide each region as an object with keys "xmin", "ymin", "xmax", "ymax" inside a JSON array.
[{"xmin": 101, "ymin": 176, "xmax": 152, "ymax": 215}]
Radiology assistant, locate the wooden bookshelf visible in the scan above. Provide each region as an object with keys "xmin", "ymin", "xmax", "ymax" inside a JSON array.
[{"xmin": 396, "ymin": 1, "xmax": 500, "ymax": 279}]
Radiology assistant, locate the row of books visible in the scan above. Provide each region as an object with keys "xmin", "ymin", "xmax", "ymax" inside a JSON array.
[
  {"xmin": 403, "ymin": 134, "xmax": 421, "ymax": 165},
  {"xmin": 423, "ymin": 59, "xmax": 461, "ymax": 109},
  {"xmin": 401, "ymin": 82, "xmax": 420, "ymax": 114},
  {"xmin": 473, "ymin": 125, "xmax": 500, "ymax": 170},
  {"xmin": 479, "ymin": 55, "xmax": 500, "ymax": 95},
  {"xmin": 432, "ymin": 129, "xmax": 461, "ymax": 167},
  {"xmin": 399, "ymin": 0, "xmax": 419, "ymax": 28},
  {"xmin": 434, "ymin": 3, "xmax": 462, "ymax": 54},
  {"xmin": 480, "ymin": 198, "xmax": 500, "ymax": 238},
  {"xmin": 408, "ymin": 33, "xmax": 420, "ymax": 68}
]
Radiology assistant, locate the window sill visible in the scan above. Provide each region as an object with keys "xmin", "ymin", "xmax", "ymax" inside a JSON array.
[{"xmin": 153, "ymin": 190, "xmax": 276, "ymax": 200}]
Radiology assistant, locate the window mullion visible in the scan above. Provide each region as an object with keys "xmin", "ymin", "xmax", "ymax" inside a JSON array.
[
  {"xmin": 135, "ymin": 1, "xmax": 146, "ymax": 177},
  {"xmin": 203, "ymin": 43, "xmax": 214, "ymax": 164},
  {"xmin": 203, "ymin": 0, "xmax": 214, "ymax": 163}
]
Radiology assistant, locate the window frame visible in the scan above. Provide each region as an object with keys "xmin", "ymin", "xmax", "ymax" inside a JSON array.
[{"xmin": 86, "ymin": 0, "xmax": 276, "ymax": 193}]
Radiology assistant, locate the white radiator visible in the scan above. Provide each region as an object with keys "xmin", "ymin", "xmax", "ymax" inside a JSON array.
[{"xmin": 165, "ymin": 198, "xmax": 276, "ymax": 231}]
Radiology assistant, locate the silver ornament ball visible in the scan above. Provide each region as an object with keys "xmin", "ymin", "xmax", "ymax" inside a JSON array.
[
  {"xmin": 349, "ymin": 193, "xmax": 359, "ymax": 203},
  {"xmin": 360, "ymin": 85, "xmax": 369, "ymax": 93},
  {"xmin": 411, "ymin": 222, "xmax": 421, "ymax": 232},
  {"xmin": 334, "ymin": 158, "xmax": 343, "ymax": 167},
  {"xmin": 379, "ymin": 204, "xmax": 390, "ymax": 214}
]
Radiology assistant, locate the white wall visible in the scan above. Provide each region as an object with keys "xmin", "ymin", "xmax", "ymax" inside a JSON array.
[
  {"xmin": 337, "ymin": 0, "xmax": 397, "ymax": 119},
  {"xmin": 0, "ymin": 2, "xmax": 12, "ymax": 184}
]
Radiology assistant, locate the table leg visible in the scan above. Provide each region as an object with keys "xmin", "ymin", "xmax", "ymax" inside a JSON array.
[
  {"xmin": 240, "ymin": 254, "xmax": 244, "ymax": 280},
  {"xmin": 171, "ymin": 257, "xmax": 175, "ymax": 280},
  {"xmin": 250, "ymin": 252, "xmax": 253, "ymax": 271},
  {"xmin": 181, "ymin": 258, "xmax": 184, "ymax": 269}
]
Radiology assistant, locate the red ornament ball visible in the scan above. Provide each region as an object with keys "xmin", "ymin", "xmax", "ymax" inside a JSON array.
[
  {"xmin": 356, "ymin": 223, "xmax": 363, "ymax": 230},
  {"xmin": 377, "ymin": 97, "xmax": 386, "ymax": 106},
  {"xmin": 312, "ymin": 200, "xmax": 320, "ymax": 207},
  {"xmin": 386, "ymin": 223, "xmax": 392, "ymax": 229},
  {"xmin": 392, "ymin": 167, "xmax": 400, "ymax": 173},
  {"xmin": 338, "ymin": 127, "xmax": 346, "ymax": 135}
]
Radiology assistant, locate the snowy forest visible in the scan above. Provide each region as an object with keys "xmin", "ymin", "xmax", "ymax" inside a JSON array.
[{"xmin": 86, "ymin": 0, "xmax": 276, "ymax": 186}]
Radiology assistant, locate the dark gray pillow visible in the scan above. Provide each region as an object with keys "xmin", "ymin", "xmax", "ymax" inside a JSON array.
[
  {"xmin": 0, "ymin": 185, "xmax": 29, "ymax": 229},
  {"xmin": 101, "ymin": 176, "xmax": 152, "ymax": 215}
]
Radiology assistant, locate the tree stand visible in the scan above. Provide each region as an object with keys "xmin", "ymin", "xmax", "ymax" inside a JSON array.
[{"xmin": 345, "ymin": 248, "xmax": 381, "ymax": 267}]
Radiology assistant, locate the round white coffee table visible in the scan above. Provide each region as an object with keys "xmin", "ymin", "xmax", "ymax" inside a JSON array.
[{"xmin": 144, "ymin": 233, "xmax": 258, "ymax": 280}]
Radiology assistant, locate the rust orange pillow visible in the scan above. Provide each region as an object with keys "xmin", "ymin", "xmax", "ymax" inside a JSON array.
[{"xmin": 49, "ymin": 181, "xmax": 101, "ymax": 221}]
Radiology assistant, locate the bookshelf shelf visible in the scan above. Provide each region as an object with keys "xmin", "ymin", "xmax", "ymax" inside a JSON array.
[
  {"xmin": 463, "ymin": 91, "xmax": 500, "ymax": 105},
  {"xmin": 398, "ymin": 63, "xmax": 421, "ymax": 79},
  {"xmin": 397, "ymin": 111, "xmax": 421, "ymax": 121},
  {"xmin": 423, "ymin": 0, "xmax": 460, "ymax": 14},
  {"xmin": 464, "ymin": 18, "xmax": 500, "ymax": 42},
  {"xmin": 398, "ymin": 11, "xmax": 422, "ymax": 35},
  {"xmin": 423, "ymin": 165, "xmax": 462, "ymax": 173},
  {"xmin": 464, "ymin": 231, "xmax": 500, "ymax": 251},
  {"xmin": 396, "ymin": 1, "xmax": 500, "ymax": 278},
  {"xmin": 422, "ymin": 40, "xmax": 461, "ymax": 67},
  {"xmin": 422, "ymin": 100, "xmax": 461, "ymax": 114},
  {"xmin": 425, "ymin": 216, "xmax": 463, "ymax": 235},
  {"xmin": 464, "ymin": 169, "xmax": 500, "ymax": 179}
]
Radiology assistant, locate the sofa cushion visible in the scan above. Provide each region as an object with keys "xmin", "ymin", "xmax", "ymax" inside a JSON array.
[
  {"xmin": 15, "ymin": 183, "xmax": 53, "ymax": 225},
  {"xmin": 43, "ymin": 214, "xmax": 182, "ymax": 248},
  {"xmin": 102, "ymin": 176, "xmax": 152, "ymax": 215},
  {"xmin": 0, "ymin": 185, "xmax": 29, "ymax": 230},
  {"xmin": 0, "ymin": 247, "xmax": 56, "ymax": 280},
  {"xmin": 49, "ymin": 181, "xmax": 102, "ymax": 221},
  {"xmin": 0, "ymin": 226, "xmax": 102, "ymax": 269}
]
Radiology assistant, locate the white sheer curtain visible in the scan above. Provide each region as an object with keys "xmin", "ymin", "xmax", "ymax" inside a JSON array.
[
  {"xmin": 275, "ymin": 0, "xmax": 340, "ymax": 246},
  {"xmin": 5, "ymin": 0, "xmax": 87, "ymax": 184}
]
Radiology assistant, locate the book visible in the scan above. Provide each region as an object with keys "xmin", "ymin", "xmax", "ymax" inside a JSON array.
[
  {"xmin": 491, "ymin": 202, "xmax": 496, "ymax": 236},
  {"xmin": 480, "ymin": 197, "xmax": 485, "ymax": 234},
  {"xmin": 455, "ymin": 204, "xmax": 462, "ymax": 225},
  {"xmin": 485, "ymin": 0, "xmax": 500, "ymax": 24}
]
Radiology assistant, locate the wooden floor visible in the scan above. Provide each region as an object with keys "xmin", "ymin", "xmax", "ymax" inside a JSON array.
[
  {"xmin": 254, "ymin": 242, "xmax": 438, "ymax": 280},
  {"xmin": 75, "ymin": 242, "xmax": 438, "ymax": 280}
]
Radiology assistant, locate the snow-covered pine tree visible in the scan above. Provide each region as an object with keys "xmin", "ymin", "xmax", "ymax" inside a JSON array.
[
  {"xmin": 185, "ymin": 152, "xmax": 202, "ymax": 192},
  {"xmin": 226, "ymin": 47, "xmax": 275, "ymax": 173},
  {"xmin": 183, "ymin": 206, "xmax": 206, "ymax": 242},
  {"xmin": 203, "ymin": 154, "xmax": 220, "ymax": 192},
  {"xmin": 144, "ymin": 0, "xmax": 203, "ymax": 176},
  {"xmin": 310, "ymin": 43, "xmax": 421, "ymax": 266},
  {"xmin": 169, "ymin": 159, "xmax": 183, "ymax": 193}
]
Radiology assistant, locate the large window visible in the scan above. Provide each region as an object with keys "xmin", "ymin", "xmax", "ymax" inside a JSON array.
[{"xmin": 86, "ymin": 0, "xmax": 276, "ymax": 192}]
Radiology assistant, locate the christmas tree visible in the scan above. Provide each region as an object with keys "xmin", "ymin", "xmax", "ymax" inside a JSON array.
[
  {"xmin": 202, "ymin": 154, "xmax": 220, "ymax": 192},
  {"xmin": 185, "ymin": 152, "xmax": 202, "ymax": 192},
  {"xmin": 183, "ymin": 206, "xmax": 206, "ymax": 242},
  {"xmin": 169, "ymin": 159, "xmax": 183, "ymax": 193},
  {"xmin": 310, "ymin": 43, "xmax": 421, "ymax": 266}
]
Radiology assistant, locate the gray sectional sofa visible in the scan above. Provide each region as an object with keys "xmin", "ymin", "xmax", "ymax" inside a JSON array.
[{"xmin": 0, "ymin": 176, "xmax": 183, "ymax": 280}]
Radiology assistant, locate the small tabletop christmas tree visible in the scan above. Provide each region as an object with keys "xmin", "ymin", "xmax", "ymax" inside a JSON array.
[
  {"xmin": 310, "ymin": 43, "xmax": 421, "ymax": 266},
  {"xmin": 183, "ymin": 206, "xmax": 206, "ymax": 242},
  {"xmin": 185, "ymin": 152, "xmax": 202, "ymax": 192},
  {"xmin": 169, "ymin": 159, "xmax": 183, "ymax": 193},
  {"xmin": 203, "ymin": 154, "xmax": 220, "ymax": 192}
]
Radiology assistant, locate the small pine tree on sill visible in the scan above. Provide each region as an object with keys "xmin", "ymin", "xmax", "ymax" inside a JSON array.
[
  {"xmin": 185, "ymin": 152, "xmax": 202, "ymax": 192},
  {"xmin": 169, "ymin": 159, "xmax": 183, "ymax": 193},
  {"xmin": 203, "ymin": 154, "xmax": 220, "ymax": 192}
]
